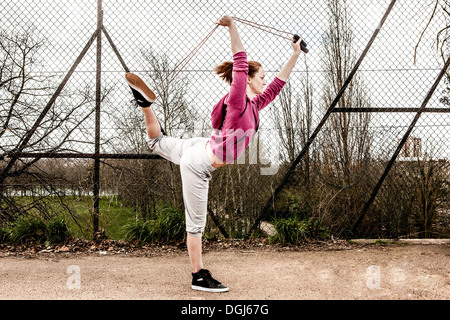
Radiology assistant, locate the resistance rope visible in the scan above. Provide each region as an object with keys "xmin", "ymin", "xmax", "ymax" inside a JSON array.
[
  {"xmin": 154, "ymin": 24, "xmax": 219, "ymax": 100},
  {"xmin": 154, "ymin": 16, "xmax": 308, "ymax": 99},
  {"xmin": 232, "ymin": 16, "xmax": 308, "ymax": 53}
]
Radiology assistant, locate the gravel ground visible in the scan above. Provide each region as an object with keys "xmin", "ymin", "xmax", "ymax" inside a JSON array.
[{"xmin": 0, "ymin": 240, "xmax": 449, "ymax": 300}]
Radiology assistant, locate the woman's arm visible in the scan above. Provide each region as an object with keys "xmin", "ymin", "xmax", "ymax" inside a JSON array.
[
  {"xmin": 217, "ymin": 15, "xmax": 245, "ymax": 54},
  {"xmin": 215, "ymin": 16, "xmax": 248, "ymax": 128},
  {"xmin": 276, "ymin": 37, "xmax": 302, "ymax": 82},
  {"xmin": 253, "ymin": 37, "xmax": 302, "ymax": 111}
]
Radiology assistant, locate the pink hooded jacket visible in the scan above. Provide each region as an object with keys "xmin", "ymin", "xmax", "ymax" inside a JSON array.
[{"xmin": 209, "ymin": 51, "xmax": 285, "ymax": 163}]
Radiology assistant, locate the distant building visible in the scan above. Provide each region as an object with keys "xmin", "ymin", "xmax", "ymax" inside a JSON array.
[{"xmin": 400, "ymin": 137, "xmax": 422, "ymax": 159}]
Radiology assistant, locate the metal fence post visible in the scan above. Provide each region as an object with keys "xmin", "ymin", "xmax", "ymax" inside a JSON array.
[{"xmin": 93, "ymin": 0, "xmax": 103, "ymax": 237}]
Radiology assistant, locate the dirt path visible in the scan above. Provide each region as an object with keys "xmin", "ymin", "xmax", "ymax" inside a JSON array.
[{"xmin": 0, "ymin": 242, "xmax": 449, "ymax": 300}]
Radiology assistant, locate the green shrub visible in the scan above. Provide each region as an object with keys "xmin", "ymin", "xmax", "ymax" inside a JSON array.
[
  {"xmin": 287, "ymin": 193, "xmax": 313, "ymax": 218},
  {"xmin": 154, "ymin": 206, "xmax": 185, "ymax": 242},
  {"xmin": 0, "ymin": 227, "xmax": 10, "ymax": 243},
  {"xmin": 272, "ymin": 217, "xmax": 329, "ymax": 244},
  {"xmin": 46, "ymin": 218, "xmax": 70, "ymax": 245},
  {"xmin": 122, "ymin": 204, "xmax": 185, "ymax": 243},
  {"xmin": 122, "ymin": 219, "xmax": 155, "ymax": 243},
  {"xmin": 6, "ymin": 216, "xmax": 70, "ymax": 245},
  {"xmin": 9, "ymin": 216, "xmax": 47, "ymax": 244}
]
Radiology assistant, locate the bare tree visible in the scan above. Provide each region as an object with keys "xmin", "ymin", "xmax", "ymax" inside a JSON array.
[
  {"xmin": 414, "ymin": 0, "xmax": 449, "ymax": 105},
  {"xmin": 1, "ymin": 26, "xmax": 49, "ymax": 154},
  {"xmin": 271, "ymin": 60, "xmax": 314, "ymax": 187},
  {"xmin": 0, "ymin": 26, "xmax": 101, "ymax": 179},
  {"xmin": 111, "ymin": 49, "xmax": 199, "ymax": 218},
  {"xmin": 415, "ymin": 0, "xmax": 449, "ymax": 63},
  {"xmin": 114, "ymin": 49, "xmax": 198, "ymax": 152},
  {"xmin": 440, "ymin": 6, "xmax": 450, "ymax": 106},
  {"xmin": 320, "ymin": 0, "xmax": 372, "ymax": 186},
  {"xmin": 0, "ymin": 26, "xmax": 108, "ymax": 235},
  {"xmin": 141, "ymin": 49, "xmax": 198, "ymax": 138}
]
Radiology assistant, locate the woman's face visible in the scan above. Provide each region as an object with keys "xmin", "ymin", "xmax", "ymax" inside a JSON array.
[{"xmin": 247, "ymin": 67, "xmax": 266, "ymax": 95}]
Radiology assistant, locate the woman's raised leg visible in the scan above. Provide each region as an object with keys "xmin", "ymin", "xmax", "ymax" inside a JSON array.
[
  {"xmin": 125, "ymin": 72, "xmax": 161, "ymax": 138},
  {"xmin": 141, "ymin": 107, "xmax": 161, "ymax": 138}
]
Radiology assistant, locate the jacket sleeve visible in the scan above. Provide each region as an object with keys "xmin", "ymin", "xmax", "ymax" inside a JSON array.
[
  {"xmin": 254, "ymin": 77, "xmax": 286, "ymax": 111},
  {"xmin": 222, "ymin": 51, "xmax": 248, "ymax": 128}
]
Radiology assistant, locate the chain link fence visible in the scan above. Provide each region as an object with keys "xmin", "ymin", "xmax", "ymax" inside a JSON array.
[{"xmin": 1, "ymin": 0, "xmax": 449, "ymax": 241}]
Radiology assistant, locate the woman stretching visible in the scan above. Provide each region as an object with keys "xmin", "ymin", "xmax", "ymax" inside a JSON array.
[{"xmin": 125, "ymin": 15, "xmax": 302, "ymax": 292}]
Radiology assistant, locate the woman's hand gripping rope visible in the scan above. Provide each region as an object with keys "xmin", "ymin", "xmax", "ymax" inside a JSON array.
[
  {"xmin": 216, "ymin": 15, "xmax": 234, "ymax": 27},
  {"xmin": 291, "ymin": 35, "xmax": 303, "ymax": 55}
]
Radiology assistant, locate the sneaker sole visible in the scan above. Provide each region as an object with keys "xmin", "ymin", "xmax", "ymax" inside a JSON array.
[
  {"xmin": 125, "ymin": 73, "xmax": 157, "ymax": 102},
  {"xmin": 192, "ymin": 285, "xmax": 229, "ymax": 293}
]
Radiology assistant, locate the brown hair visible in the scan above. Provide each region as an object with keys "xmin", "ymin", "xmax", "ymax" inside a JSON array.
[{"xmin": 215, "ymin": 60, "xmax": 262, "ymax": 85}]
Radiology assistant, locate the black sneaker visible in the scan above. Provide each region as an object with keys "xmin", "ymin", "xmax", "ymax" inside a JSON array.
[
  {"xmin": 125, "ymin": 73, "xmax": 156, "ymax": 108},
  {"xmin": 192, "ymin": 269, "xmax": 229, "ymax": 293}
]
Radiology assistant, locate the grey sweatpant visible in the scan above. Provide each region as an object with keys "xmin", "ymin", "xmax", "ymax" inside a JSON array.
[{"xmin": 146, "ymin": 134, "xmax": 216, "ymax": 237}]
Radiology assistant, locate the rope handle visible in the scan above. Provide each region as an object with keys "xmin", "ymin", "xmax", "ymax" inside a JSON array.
[{"xmin": 293, "ymin": 35, "xmax": 309, "ymax": 54}]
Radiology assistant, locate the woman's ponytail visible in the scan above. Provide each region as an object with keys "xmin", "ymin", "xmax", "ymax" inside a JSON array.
[
  {"xmin": 215, "ymin": 60, "xmax": 262, "ymax": 85},
  {"xmin": 215, "ymin": 61, "xmax": 234, "ymax": 85}
]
